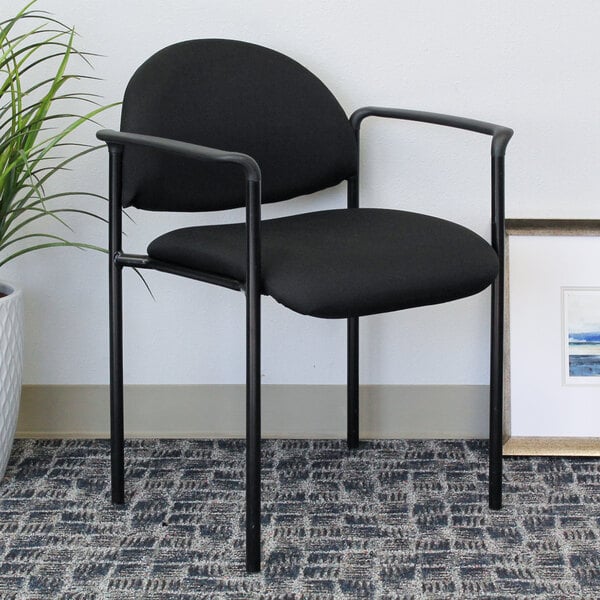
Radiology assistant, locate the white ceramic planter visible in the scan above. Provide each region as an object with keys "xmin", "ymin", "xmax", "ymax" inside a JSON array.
[{"xmin": 0, "ymin": 281, "xmax": 24, "ymax": 480}]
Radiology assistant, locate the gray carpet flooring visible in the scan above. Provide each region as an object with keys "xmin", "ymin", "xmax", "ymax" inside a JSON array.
[{"xmin": 0, "ymin": 439, "xmax": 599, "ymax": 599}]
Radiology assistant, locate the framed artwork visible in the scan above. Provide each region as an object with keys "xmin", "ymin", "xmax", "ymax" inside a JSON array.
[
  {"xmin": 563, "ymin": 287, "xmax": 600, "ymax": 384},
  {"xmin": 503, "ymin": 220, "xmax": 600, "ymax": 456}
]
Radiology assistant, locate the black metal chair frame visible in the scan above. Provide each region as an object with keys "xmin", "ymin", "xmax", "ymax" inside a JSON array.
[{"xmin": 98, "ymin": 106, "xmax": 512, "ymax": 573}]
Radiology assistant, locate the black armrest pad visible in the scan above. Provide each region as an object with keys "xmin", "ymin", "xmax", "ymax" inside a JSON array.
[
  {"xmin": 350, "ymin": 107, "xmax": 513, "ymax": 157},
  {"xmin": 96, "ymin": 129, "xmax": 261, "ymax": 181}
]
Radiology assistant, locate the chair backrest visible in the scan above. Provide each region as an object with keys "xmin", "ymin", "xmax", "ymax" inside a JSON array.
[{"xmin": 120, "ymin": 39, "xmax": 358, "ymax": 211}]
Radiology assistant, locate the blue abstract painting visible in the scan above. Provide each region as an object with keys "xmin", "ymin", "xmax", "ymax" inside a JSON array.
[{"xmin": 564, "ymin": 289, "xmax": 600, "ymax": 381}]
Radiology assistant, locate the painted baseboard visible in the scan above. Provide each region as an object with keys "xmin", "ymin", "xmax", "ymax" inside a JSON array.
[
  {"xmin": 16, "ymin": 384, "xmax": 489, "ymax": 439},
  {"xmin": 503, "ymin": 436, "xmax": 600, "ymax": 457}
]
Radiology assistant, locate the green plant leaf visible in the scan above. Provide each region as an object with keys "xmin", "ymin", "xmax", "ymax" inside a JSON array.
[
  {"xmin": 0, "ymin": 0, "xmax": 119, "ymax": 269},
  {"xmin": 0, "ymin": 241, "xmax": 106, "ymax": 268}
]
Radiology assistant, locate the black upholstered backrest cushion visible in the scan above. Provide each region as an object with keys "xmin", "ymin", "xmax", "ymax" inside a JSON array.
[{"xmin": 120, "ymin": 39, "xmax": 358, "ymax": 211}]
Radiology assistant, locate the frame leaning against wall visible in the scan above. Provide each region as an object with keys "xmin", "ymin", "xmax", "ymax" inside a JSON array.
[{"xmin": 503, "ymin": 219, "xmax": 600, "ymax": 457}]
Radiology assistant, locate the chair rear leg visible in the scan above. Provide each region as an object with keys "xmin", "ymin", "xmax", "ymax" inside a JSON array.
[
  {"xmin": 246, "ymin": 287, "xmax": 261, "ymax": 572},
  {"xmin": 489, "ymin": 274, "xmax": 503, "ymax": 510},
  {"xmin": 347, "ymin": 316, "xmax": 359, "ymax": 449},
  {"xmin": 109, "ymin": 255, "xmax": 125, "ymax": 504}
]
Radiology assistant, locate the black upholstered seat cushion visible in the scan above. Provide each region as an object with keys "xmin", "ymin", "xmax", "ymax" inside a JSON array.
[{"xmin": 147, "ymin": 208, "xmax": 498, "ymax": 318}]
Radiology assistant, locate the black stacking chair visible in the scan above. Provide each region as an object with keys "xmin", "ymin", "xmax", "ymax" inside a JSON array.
[{"xmin": 97, "ymin": 39, "xmax": 513, "ymax": 572}]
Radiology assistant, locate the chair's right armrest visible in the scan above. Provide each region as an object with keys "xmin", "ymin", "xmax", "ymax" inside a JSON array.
[
  {"xmin": 96, "ymin": 129, "xmax": 261, "ymax": 182},
  {"xmin": 350, "ymin": 107, "xmax": 513, "ymax": 158}
]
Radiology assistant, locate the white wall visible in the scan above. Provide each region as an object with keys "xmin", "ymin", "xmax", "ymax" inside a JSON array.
[{"xmin": 2, "ymin": 0, "xmax": 599, "ymax": 386}]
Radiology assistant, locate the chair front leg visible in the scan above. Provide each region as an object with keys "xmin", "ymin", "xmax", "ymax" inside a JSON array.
[
  {"xmin": 489, "ymin": 273, "xmax": 503, "ymax": 509},
  {"xmin": 246, "ymin": 284, "xmax": 261, "ymax": 572},
  {"xmin": 109, "ymin": 256, "xmax": 125, "ymax": 503},
  {"xmin": 108, "ymin": 145, "xmax": 125, "ymax": 505},
  {"xmin": 347, "ymin": 316, "xmax": 359, "ymax": 448}
]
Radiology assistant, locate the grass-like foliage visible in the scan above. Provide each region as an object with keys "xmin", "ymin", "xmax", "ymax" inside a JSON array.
[{"xmin": 0, "ymin": 1, "xmax": 116, "ymax": 268}]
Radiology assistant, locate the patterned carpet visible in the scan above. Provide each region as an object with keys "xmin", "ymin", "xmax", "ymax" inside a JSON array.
[{"xmin": 0, "ymin": 439, "xmax": 599, "ymax": 599}]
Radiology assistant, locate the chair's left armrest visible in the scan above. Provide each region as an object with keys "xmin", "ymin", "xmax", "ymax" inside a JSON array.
[
  {"xmin": 97, "ymin": 129, "xmax": 262, "ymax": 292},
  {"xmin": 350, "ymin": 107, "xmax": 513, "ymax": 157},
  {"xmin": 96, "ymin": 129, "xmax": 261, "ymax": 182}
]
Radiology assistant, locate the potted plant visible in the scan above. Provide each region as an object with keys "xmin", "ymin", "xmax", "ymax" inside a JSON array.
[{"xmin": 0, "ymin": 1, "xmax": 114, "ymax": 478}]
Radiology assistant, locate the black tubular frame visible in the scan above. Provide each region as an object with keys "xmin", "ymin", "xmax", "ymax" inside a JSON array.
[
  {"xmin": 349, "ymin": 107, "xmax": 513, "ymax": 510},
  {"xmin": 347, "ymin": 173, "xmax": 359, "ymax": 450},
  {"xmin": 108, "ymin": 144, "xmax": 124, "ymax": 505},
  {"xmin": 99, "ymin": 105, "xmax": 512, "ymax": 573},
  {"xmin": 97, "ymin": 129, "xmax": 263, "ymax": 572}
]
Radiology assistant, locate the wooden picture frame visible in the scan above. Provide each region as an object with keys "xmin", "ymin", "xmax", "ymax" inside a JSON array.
[{"xmin": 503, "ymin": 219, "xmax": 600, "ymax": 457}]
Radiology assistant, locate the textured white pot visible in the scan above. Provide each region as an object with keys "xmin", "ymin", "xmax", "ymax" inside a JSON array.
[{"xmin": 0, "ymin": 281, "xmax": 24, "ymax": 480}]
